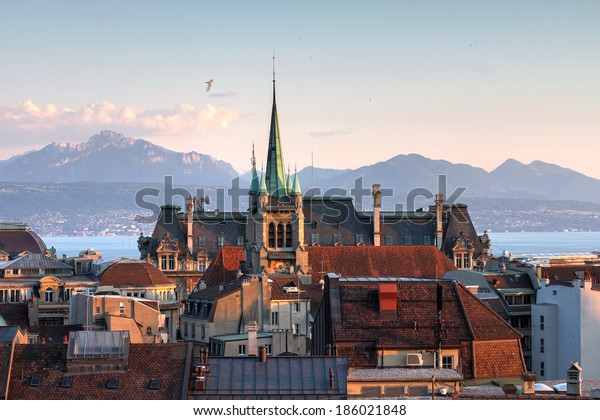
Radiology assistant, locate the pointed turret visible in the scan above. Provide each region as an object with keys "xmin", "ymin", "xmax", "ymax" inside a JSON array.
[
  {"xmin": 264, "ymin": 70, "xmax": 288, "ymax": 198},
  {"xmin": 249, "ymin": 143, "xmax": 259, "ymax": 195},
  {"xmin": 291, "ymin": 165, "xmax": 301, "ymax": 196},
  {"xmin": 258, "ymin": 168, "xmax": 268, "ymax": 196}
]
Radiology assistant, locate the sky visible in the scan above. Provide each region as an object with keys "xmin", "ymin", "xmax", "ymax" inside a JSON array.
[{"xmin": 1, "ymin": 0, "xmax": 599, "ymax": 178}]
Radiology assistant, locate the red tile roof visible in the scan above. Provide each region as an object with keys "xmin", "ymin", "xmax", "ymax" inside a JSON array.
[
  {"xmin": 541, "ymin": 264, "xmax": 600, "ymax": 284},
  {"xmin": 100, "ymin": 261, "xmax": 173, "ymax": 287},
  {"xmin": 7, "ymin": 342, "xmax": 191, "ymax": 399},
  {"xmin": 473, "ymin": 340, "xmax": 526, "ymax": 379},
  {"xmin": 200, "ymin": 246, "xmax": 244, "ymax": 287},
  {"xmin": 308, "ymin": 246, "xmax": 456, "ymax": 283},
  {"xmin": 328, "ymin": 279, "xmax": 524, "ymax": 379}
]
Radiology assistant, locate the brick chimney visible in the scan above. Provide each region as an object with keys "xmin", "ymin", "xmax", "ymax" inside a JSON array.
[
  {"xmin": 247, "ymin": 321, "xmax": 258, "ymax": 357},
  {"xmin": 379, "ymin": 283, "xmax": 398, "ymax": 321},
  {"xmin": 372, "ymin": 184, "xmax": 381, "ymax": 246}
]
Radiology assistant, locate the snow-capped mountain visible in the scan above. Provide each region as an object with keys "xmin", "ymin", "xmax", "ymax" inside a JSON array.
[{"xmin": 0, "ymin": 131, "xmax": 239, "ymax": 184}]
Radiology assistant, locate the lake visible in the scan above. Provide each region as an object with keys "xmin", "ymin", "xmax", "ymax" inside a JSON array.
[{"xmin": 41, "ymin": 231, "xmax": 600, "ymax": 262}]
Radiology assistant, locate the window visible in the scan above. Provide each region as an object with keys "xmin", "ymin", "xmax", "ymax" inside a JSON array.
[
  {"xmin": 333, "ymin": 233, "xmax": 342, "ymax": 245},
  {"xmin": 423, "ymin": 235, "xmax": 431, "ymax": 245},
  {"xmin": 149, "ymin": 380, "xmax": 161, "ymax": 390},
  {"xmin": 237, "ymin": 235, "xmax": 244, "ymax": 246},
  {"xmin": 442, "ymin": 355, "xmax": 454, "ymax": 369},
  {"xmin": 64, "ymin": 289, "xmax": 72, "ymax": 301},
  {"xmin": 521, "ymin": 335, "xmax": 531, "ymax": 350},
  {"xmin": 191, "ymin": 325, "xmax": 195, "ymax": 338},
  {"xmin": 285, "ymin": 222, "xmax": 292, "ymax": 247},
  {"xmin": 147, "ymin": 327, "xmax": 153, "ymax": 336},
  {"xmin": 271, "ymin": 311, "xmax": 279, "ymax": 325},
  {"xmin": 553, "ymin": 290, "xmax": 557, "ymax": 296},
  {"xmin": 198, "ymin": 236, "xmax": 206, "ymax": 247},
  {"xmin": 269, "ymin": 223, "xmax": 276, "ymax": 248},
  {"xmin": 30, "ymin": 375, "xmax": 41, "ymax": 387},
  {"xmin": 217, "ymin": 236, "xmax": 224, "ymax": 247},
  {"xmin": 106, "ymin": 378, "xmax": 119, "ymax": 390},
  {"xmin": 45, "ymin": 289, "xmax": 53, "ymax": 303},
  {"xmin": 404, "ymin": 235, "xmax": 412, "ymax": 245},
  {"xmin": 140, "ymin": 292, "xmax": 145, "ymax": 298},
  {"xmin": 292, "ymin": 323, "xmax": 300, "ymax": 335},
  {"xmin": 277, "ymin": 223, "xmax": 284, "ymax": 248},
  {"xmin": 540, "ymin": 362, "xmax": 545, "ymax": 377},
  {"xmin": 310, "ymin": 233, "xmax": 319, "ymax": 245},
  {"xmin": 540, "ymin": 315, "xmax": 545, "ymax": 331},
  {"xmin": 168, "ymin": 255, "xmax": 175, "ymax": 270},
  {"xmin": 60, "ymin": 376, "xmax": 73, "ymax": 388},
  {"xmin": 201, "ymin": 325, "xmax": 206, "ymax": 339},
  {"xmin": 292, "ymin": 302, "xmax": 300, "ymax": 313},
  {"xmin": 119, "ymin": 302, "xmax": 124, "ymax": 315},
  {"xmin": 95, "ymin": 306, "xmax": 100, "ymax": 314},
  {"xmin": 385, "ymin": 235, "xmax": 393, "ymax": 245},
  {"xmin": 238, "ymin": 345, "xmax": 246, "ymax": 355},
  {"xmin": 265, "ymin": 344, "xmax": 272, "ymax": 355},
  {"xmin": 199, "ymin": 260, "xmax": 207, "ymax": 271},
  {"xmin": 540, "ymin": 338, "xmax": 544, "ymax": 354},
  {"xmin": 184, "ymin": 322, "xmax": 188, "ymax": 337},
  {"xmin": 160, "ymin": 255, "xmax": 167, "ymax": 270}
]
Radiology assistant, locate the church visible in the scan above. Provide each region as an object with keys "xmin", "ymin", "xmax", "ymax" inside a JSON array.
[{"xmin": 138, "ymin": 75, "xmax": 490, "ymax": 293}]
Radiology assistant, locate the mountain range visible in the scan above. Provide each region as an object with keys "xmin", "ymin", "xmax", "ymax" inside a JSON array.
[
  {"xmin": 0, "ymin": 131, "xmax": 238, "ymax": 185},
  {"xmin": 2, "ymin": 130, "xmax": 600, "ymax": 204}
]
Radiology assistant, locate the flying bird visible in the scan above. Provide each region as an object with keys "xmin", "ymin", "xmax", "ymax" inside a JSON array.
[{"xmin": 205, "ymin": 79, "xmax": 213, "ymax": 92}]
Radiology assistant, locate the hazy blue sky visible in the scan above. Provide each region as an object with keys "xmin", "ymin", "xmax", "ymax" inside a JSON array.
[{"xmin": 1, "ymin": 1, "xmax": 599, "ymax": 178}]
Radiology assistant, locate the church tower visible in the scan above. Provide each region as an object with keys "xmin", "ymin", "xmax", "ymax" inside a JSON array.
[{"xmin": 245, "ymin": 68, "xmax": 306, "ymax": 276}]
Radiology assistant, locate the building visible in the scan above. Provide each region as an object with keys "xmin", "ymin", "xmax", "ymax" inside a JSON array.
[
  {"xmin": 187, "ymin": 349, "xmax": 347, "ymax": 399},
  {"xmin": 312, "ymin": 275, "xmax": 527, "ymax": 393},
  {"xmin": 532, "ymin": 277, "xmax": 600, "ymax": 380},
  {"xmin": 69, "ymin": 294, "xmax": 168, "ymax": 343},
  {"xmin": 0, "ymin": 222, "xmax": 47, "ymax": 259},
  {"xmin": 2, "ymin": 330, "xmax": 191, "ymax": 399},
  {"xmin": 97, "ymin": 261, "xmax": 181, "ymax": 341},
  {"xmin": 138, "ymin": 76, "xmax": 489, "ymax": 291}
]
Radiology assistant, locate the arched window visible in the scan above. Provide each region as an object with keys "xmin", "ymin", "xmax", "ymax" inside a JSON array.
[
  {"xmin": 268, "ymin": 223, "xmax": 276, "ymax": 248},
  {"xmin": 285, "ymin": 222, "xmax": 292, "ymax": 247},
  {"xmin": 147, "ymin": 327, "xmax": 153, "ymax": 336},
  {"xmin": 45, "ymin": 288, "xmax": 53, "ymax": 303},
  {"xmin": 277, "ymin": 223, "xmax": 284, "ymax": 249}
]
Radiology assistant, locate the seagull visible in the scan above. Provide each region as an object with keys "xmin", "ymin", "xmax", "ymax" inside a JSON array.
[{"xmin": 205, "ymin": 79, "xmax": 213, "ymax": 92}]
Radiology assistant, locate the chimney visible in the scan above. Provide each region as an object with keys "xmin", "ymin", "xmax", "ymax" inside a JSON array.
[
  {"xmin": 435, "ymin": 194, "xmax": 444, "ymax": 249},
  {"xmin": 378, "ymin": 283, "xmax": 398, "ymax": 321},
  {"xmin": 247, "ymin": 321, "xmax": 258, "ymax": 357},
  {"xmin": 186, "ymin": 196, "xmax": 194, "ymax": 252},
  {"xmin": 372, "ymin": 184, "xmax": 381, "ymax": 246},
  {"xmin": 329, "ymin": 368, "xmax": 335, "ymax": 390},
  {"xmin": 566, "ymin": 361, "xmax": 583, "ymax": 396},
  {"xmin": 259, "ymin": 345, "xmax": 267, "ymax": 362}
]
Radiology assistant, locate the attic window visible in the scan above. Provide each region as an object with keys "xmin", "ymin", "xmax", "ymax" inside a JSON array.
[
  {"xmin": 60, "ymin": 376, "xmax": 73, "ymax": 388},
  {"xmin": 30, "ymin": 374, "xmax": 41, "ymax": 387},
  {"xmin": 106, "ymin": 378, "xmax": 119, "ymax": 389},
  {"xmin": 149, "ymin": 380, "xmax": 161, "ymax": 390}
]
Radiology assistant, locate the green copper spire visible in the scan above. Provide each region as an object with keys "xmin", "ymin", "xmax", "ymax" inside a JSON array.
[
  {"xmin": 291, "ymin": 165, "xmax": 302, "ymax": 196},
  {"xmin": 258, "ymin": 165, "xmax": 268, "ymax": 196},
  {"xmin": 249, "ymin": 143, "xmax": 259, "ymax": 195},
  {"xmin": 286, "ymin": 166, "xmax": 293, "ymax": 192},
  {"xmin": 264, "ymin": 61, "xmax": 288, "ymax": 198}
]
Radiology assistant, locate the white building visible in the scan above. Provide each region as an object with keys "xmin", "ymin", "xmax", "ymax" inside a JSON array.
[{"xmin": 531, "ymin": 278, "xmax": 600, "ymax": 380}]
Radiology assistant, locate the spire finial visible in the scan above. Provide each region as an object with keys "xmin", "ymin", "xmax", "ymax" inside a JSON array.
[
  {"xmin": 272, "ymin": 50, "xmax": 276, "ymax": 83},
  {"xmin": 251, "ymin": 142, "xmax": 256, "ymax": 169}
]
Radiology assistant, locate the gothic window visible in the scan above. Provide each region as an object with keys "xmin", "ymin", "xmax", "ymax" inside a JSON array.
[
  {"xmin": 268, "ymin": 223, "xmax": 276, "ymax": 248},
  {"xmin": 285, "ymin": 223, "xmax": 292, "ymax": 247},
  {"xmin": 277, "ymin": 223, "xmax": 284, "ymax": 249}
]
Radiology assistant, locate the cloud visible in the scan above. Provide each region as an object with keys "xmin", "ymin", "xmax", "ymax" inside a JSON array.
[
  {"xmin": 0, "ymin": 100, "xmax": 240, "ymax": 137},
  {"xmin": 309, "ymin": 129, "xmax": 352, "ymax": 138},
  {"xmin": 209, "ymin": 91, "xmax": 238, "ymax": 98}
]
